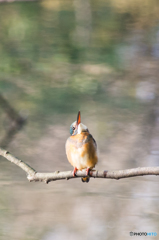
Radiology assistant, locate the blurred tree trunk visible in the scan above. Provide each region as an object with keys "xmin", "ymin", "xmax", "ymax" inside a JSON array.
[{"xmin": 0, "ymin": 94, "xmax": 26, "ymax": 148}]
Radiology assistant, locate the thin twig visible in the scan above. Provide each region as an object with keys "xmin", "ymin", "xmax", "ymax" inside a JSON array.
[{"xmin": 1, "ymin": 147, "xmax": 159, "ymax": 183}]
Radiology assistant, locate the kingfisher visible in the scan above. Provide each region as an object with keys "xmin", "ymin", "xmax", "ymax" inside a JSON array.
[{"xmin": 65, "ymin": 111, "xmax": 98, "ymax": 182}]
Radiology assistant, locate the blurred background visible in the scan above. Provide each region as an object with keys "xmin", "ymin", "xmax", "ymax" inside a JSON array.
[{"xmin": 0, "ymin": 0, "xmax": 159, "ymax": 239}]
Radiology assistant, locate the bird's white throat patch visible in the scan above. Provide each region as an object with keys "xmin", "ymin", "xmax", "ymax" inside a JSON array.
[{"xmin": 77, "ymin": 123, "xmax": 88, "ymax": 134}]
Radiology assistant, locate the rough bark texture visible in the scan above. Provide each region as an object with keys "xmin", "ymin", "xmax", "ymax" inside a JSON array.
[{"xmin": 0, "ymin": 147, "xmax": 159, "ymax": 184}]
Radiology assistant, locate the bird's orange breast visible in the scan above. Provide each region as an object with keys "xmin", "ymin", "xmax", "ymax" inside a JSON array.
[{"xmin": 65, "ymin": 132, "xmax": 98, "ymax": 170}]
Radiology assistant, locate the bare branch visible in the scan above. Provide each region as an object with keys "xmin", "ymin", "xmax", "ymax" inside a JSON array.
[
  {"xmin": 0, "ymin": 148, "xmax": 36, "ymax": 176},
  {"xmin": 0, "ymin": 147, "xmax": 159, "ymax": 183}
]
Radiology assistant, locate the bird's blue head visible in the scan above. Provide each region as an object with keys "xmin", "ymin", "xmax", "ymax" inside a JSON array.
[
  {"xmin": 70, "ymin": 121, "xmax": 77, "ymax": 136},
  {"xmin": 69, "ymin": 111, "xmax": 89, "ymax": 136}
]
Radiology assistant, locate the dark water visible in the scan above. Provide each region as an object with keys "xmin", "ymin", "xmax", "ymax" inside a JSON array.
[{"xmin": 0, "ymin": 1, "xmax": 159, "ymax": 239}]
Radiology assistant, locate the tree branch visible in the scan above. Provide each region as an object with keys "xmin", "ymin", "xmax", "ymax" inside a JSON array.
[
  {"xmin": 0, "ymin": 147, "xmax": 159, "ymax": 183},
  {"xmin": 0, "ymin": 148, "xmax": 36, "ymax": 175}
]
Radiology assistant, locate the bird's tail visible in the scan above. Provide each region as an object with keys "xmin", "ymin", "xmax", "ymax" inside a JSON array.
[{"xmin": 81, "ymin": 176, "xmax": 90, "ymax": 183}]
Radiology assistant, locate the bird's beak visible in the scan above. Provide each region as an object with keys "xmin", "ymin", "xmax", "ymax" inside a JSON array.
[
  {"xmin": 76, "ymin": 111, "xmax": 88, "ymax": 134},
  {"xmin": 77, "ymin": 111, "xmax": 81, "ymax": 126}
]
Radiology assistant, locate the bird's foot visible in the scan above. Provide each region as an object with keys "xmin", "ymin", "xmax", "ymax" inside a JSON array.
[
  {"xmin": 86, "ymin": 168, "xmax": 90, "ymax": 176},
  {"xmin": 73, "ymin": 167, "xmax": 78, "ymax": 177}
]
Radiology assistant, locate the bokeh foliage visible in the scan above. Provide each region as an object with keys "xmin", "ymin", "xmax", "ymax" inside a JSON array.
[{"xmin": 0, "ymin": 0, "xmax": 158, "ymax": 125}]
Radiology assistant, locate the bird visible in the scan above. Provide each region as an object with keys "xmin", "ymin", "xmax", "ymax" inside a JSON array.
[{"xmin": 65, "ymin": 111, "xmax": 98, "ymax": 182}]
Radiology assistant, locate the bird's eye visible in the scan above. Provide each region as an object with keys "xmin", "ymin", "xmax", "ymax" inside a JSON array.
[{"xmin": 73, "ymin": 127, "xmax": 75, "ymax": 131}]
